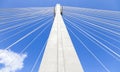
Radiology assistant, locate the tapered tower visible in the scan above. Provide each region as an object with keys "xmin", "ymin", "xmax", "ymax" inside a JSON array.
[{"xmin": 39, "ymin": 4, "xmax": 84, "ymax": 72}]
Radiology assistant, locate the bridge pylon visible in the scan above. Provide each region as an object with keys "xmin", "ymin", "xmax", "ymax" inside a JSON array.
[{"xmin": 39, "ymin": 4, "xmax": 84, "ymax": 72}]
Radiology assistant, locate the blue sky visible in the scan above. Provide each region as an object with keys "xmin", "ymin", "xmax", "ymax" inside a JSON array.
[
  {"xmin": 0, "ymin": 0, "xmax": 120, "ymax": 72},
  {"xmin": 0, "ymin": 0, "xmax": 120, "ymax": 10}
]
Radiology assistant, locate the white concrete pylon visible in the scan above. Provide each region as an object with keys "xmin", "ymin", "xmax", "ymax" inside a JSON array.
[{"xmin": 39, "ymin": 4, "xmax": 84, "ymax": 72}]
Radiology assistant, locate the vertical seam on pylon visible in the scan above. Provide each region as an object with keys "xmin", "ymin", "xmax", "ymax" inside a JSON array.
[
  {"xmin": 57, "ymin": 15, "xmax": 59, "ymax": 72},
  {"xmin": 61, "ymin": 22, "xmax": 66, "ymax": 72}
]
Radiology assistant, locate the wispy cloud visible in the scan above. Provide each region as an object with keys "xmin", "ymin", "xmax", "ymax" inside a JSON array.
[{"xmin": 0, "ymin": 49, "xmax": 27, "ymax": 72}]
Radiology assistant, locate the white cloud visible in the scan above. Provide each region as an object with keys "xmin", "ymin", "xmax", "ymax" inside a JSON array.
[{"xmin": 0, "ymin": 49, "xmax": 27, "ymax": 72}]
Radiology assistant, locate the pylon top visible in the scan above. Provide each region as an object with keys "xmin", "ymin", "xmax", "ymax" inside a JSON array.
[{"xmin": 55, "ymin": 4, "xmax": 62, "ymax": 15}]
